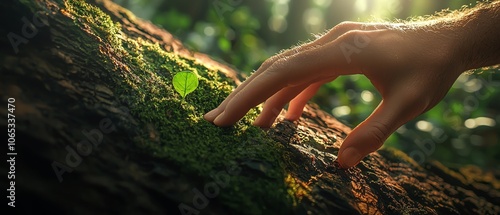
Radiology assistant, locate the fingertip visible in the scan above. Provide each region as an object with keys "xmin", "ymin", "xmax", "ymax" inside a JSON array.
[
  {"xmin": 204, "ymin": 108, "xmax": 221, "ymax": 122},
  {"xmin": 284, "ymin": 112, "xmax": 301, "ymax": 121},
  {"xmin": 252, "ymin": 121, "xmax": 271, "ymax": 129},
  {"xmin": 337, "ymin": 147, "xmax": 363, "ymax": 168},
  {"xmin": 284, "ymin": 101, "xmax": 305, "ymax": 121},
  {"xmin": 213, "ymin": 111, "xmax": 227, "ymax": 126},
  {"xmin": 252, "ymin": 116, "xmax": 271, "ymax": 128},
  {"xmin": 254, "ymin": 113, "xmax": 277, "ymax": 128},
  {"xmin": 253, "ymin": 118, "xmax": 271, "ymax": 129},
  {"xmin": 213, "ymin": 111, "xmax": 239, "ymax": 127},
  {"xmin": 252, "ymin": 116, "xmax": 266, "ymax": 128}
]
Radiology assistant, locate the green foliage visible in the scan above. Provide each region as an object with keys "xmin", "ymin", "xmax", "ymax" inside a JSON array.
[
  {"xmin": 117, "ymin": 0, "xmax": 499, "ymax": 169},
  {"xmin": 173, "ymin": 71, "xmax": 199, "ymax": 99},
  {"xmin": 153, "ymin": 9, "xmax": 191, "ymax": 33}
]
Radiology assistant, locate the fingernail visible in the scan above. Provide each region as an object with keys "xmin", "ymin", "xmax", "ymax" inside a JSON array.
[
  {"xmin": 339, "ymin": 147, "xmax": 362, "ymax": 168},
  {"xmin": 204, "ymin": 109, "xmax": 219, "ymax": 120},
  {"xmin": 213, "ymin": 111, "xmax": 226, "ymax": 126}
]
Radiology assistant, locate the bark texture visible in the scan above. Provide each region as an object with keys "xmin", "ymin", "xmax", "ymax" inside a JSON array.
[{"xmin": 1, "ymin": 0, "xmax": 499, "ymax": 214}]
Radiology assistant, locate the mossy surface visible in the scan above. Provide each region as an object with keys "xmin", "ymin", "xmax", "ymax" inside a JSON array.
[
  {"xmin": 61, "ymin": 0, "xmax": 293, "ymax": 213},
  {"xmin": 7, "ymin": 0, "xmax": 500, "ymax": 214},
  {"xmin": 378, "ymin": 147, "xmax": 422, "ymax": 170}
]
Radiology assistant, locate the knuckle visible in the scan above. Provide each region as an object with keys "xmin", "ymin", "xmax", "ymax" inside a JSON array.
[
  {"xmin": 320, "ymin": 21, "xmax": 363, "ymax": 42},
  {"xmin": 271, "ymin": 57, "xmax": 290, "ymax": 71},
  {"xmin": 272, "ymin": 56, "xmax": 286, "ymax": 65},
  {"xmin": 335, "ymin": 21, "xmax": 361, "ymax": 32},
  {"xmin": 262, "ymin": 57, "xmax": 276, "ymax": 68},
  {"xmin": 261, "ymin": 57, "xmax": 286, "ymax": 78},
  {"xmin": 341, "ymin": 30, "xmax": 366, "ymax": 41}
]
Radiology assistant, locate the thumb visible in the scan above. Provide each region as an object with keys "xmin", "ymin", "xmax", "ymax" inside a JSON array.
[{"xmin": 337, "ymin": 98, "xmax": 424, "ymax": 168}]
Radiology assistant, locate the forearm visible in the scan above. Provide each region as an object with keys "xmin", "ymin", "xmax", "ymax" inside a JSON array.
[
  {"xmin": 456, "ymin": 1, "xmax": 500, "ymax": 70},
  {"xmin": 380, "ymin": 1, "xmax": 500, "ymax": 76}
]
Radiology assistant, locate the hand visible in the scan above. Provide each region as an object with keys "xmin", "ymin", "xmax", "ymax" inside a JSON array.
[{"xmin": 203, "ymin": 20, "xmax": 478, "ymax": 168}]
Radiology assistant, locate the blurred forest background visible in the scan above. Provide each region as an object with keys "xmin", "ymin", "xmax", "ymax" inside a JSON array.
[{"xmin": 114, "ymin": 0, "xmax": 500, "ymax": 169}]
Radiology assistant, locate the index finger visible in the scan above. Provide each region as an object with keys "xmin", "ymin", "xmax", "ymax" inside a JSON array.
[
  {"xmin": 212, "ymin": 37, "xmax": 357, "ymax": 126},
  {"xmin": 204, "ymin": 23, "xmax": 379, "ymax": 122}
]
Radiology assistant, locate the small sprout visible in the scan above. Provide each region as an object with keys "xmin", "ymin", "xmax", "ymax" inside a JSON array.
[{"xmin": 173, "ymin": 71, "xmax": 199, "ymax": 99}]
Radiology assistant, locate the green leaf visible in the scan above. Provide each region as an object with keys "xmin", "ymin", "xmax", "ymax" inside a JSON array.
[{"xmin": 173, "ymin": 71, "xmax": 199, "ymax": 99}]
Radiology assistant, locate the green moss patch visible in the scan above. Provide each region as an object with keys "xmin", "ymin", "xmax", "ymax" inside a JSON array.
[{"xmin": 61, "ymin": 0, "xmax": 293, "ymax": 213}]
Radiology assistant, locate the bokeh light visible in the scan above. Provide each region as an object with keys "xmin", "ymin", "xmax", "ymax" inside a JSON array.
[{"xmin": 116, "ymin": 0, "xmax": 499, "ymax": 169}]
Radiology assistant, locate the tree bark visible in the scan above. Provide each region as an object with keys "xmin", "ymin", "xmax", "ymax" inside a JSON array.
[{"xmin": 1, "ymin": 0, "xmax": 499, "ymax": 215}]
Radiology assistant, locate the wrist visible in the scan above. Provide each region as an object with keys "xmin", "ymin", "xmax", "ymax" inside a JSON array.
[{"xmin": 404, "ymin": 21, "xmax": 465, "ymax": 78}]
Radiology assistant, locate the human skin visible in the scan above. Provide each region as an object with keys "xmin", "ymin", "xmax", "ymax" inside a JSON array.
[{"xmin": 204, "ymin": 1, "xmax": 500, "ymax": 168}]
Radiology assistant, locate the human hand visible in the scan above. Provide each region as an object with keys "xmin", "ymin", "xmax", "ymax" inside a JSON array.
[{"xmin": 203, "ymin": 21, "xmax": 468, "ymax": 168}]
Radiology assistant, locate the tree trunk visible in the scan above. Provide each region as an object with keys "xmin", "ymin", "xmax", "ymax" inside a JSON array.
[{"xmin": 1, "ymin": 0, "xmax": 499, "ymax": 214}]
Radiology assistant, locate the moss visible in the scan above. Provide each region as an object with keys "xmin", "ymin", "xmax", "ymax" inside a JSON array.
[
  {"xmin": 378, "ymin": 147, "xmax": 422, "ymax": 170},
  {"xmin": 63, "ymin": 0, "xmax": 122, "ymax": 49},
  {"xmin": 285, "ymin": 174, "xmax": 311, "ymax": 207},
  {"xmin": 428, "ymin": 161, "xmax": 469, "ymax": 185},
  {"xmin": 459, "ymin": 165, "xmax": 500, "ymax": 189},
  {"xmin": 60, "ymin": 0, "xmax": 294, "ymax": 213}
]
